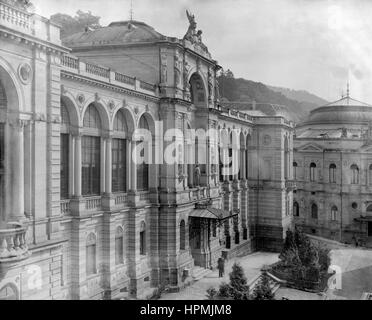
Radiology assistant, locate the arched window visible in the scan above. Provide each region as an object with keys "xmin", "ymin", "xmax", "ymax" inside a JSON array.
[
  {"xmin": 180, "ymin": 220, "xmax": 186, "ymax": 251},
  {"xmin": 331, "ymin": 206, "xmax": 338, "ymax": 221},
  {"xmin": 229, "ymin": 131, "xmax": 233, "ymax": 181},
  {"xmin": 86, "ymin": 233, "xmax": 97, "ymax": 275},
  {"xmin": 350, "ymin": 164, "xmax": 359, "ymax": 184},
  {"xmin": 369, "ymin": 164, "xmax": 372, "ymax": 185},
  {"xmin": 246, "ymin": 135, "xmax": 251, "ymax": 180},
  {"xmin": 60, "ymin": 100, "xmax": 70, "ymax": 200},
  {"xmin": 293, "ymin": 201, "xmax": 299, "ymax": 217},
  {"xmin": 82, "ymin": 104, "xmax": 101, "ymax": 196},
  {"xmin": 83, "ymin": 104, "xmax": 101, "ymax": 129},
  {"xmin": 137, "ymin": 115, "xmax": 149, "ymax": 191},
  {"xmin": 311, "ymin": 203, "xmax": 318, "ymax": 219},
  {"xmin": 239, "ymin": 133, "xmax": 245, "ymax": 180},
  {"xmin": 284, "ymin": 136, "xmax": 289, "ymax": 180},
  {"xmin": 293, "ymin": 162, "xmax": 298, "ymax": 180},
  {"xmin": 115, "ymin": 226, "xmax": 124, "ymax": 265},
  {"xmin": 112, "ymin": 110, "xmax": 128, "ymax": 193},
  {"xmin": 140, "ymin": 221, "xmax": 146, "ymax": 255},
  {"xmin": 329, "ymin": 164, "xmax": 336, "ymax": 183},
  {"xmin": 310, "ymin": 163, "xmax": 316, "ymax": 182}
]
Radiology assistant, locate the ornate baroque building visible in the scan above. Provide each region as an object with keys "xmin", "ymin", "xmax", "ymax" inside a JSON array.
[
  {"xmin": 0, "ymin": 1, "xmax": 293, "ymax": 299},
  {"xmin": 294, "ymin": 90, "xmax": 372, "ymax": 246}
]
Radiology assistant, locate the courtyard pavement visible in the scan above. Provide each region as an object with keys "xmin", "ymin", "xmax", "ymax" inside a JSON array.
[{"xmin": 159, "ymin": 252, "xmax": 279, "ymax": 300}]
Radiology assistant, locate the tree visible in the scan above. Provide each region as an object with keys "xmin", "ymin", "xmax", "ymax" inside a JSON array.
[
  {"xmin": 252, "ymin": 273, "xmax": 275, "ymax": 300},
  {"xmin": 50, "ymin": 10, "xmax": 101, "ymax": 38},
  {"xmin": 206, "ymin": 263, "xmax": 250, "ymax": 300}
]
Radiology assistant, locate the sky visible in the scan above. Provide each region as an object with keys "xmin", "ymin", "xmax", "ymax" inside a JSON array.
[{"xmin": 32, "ymin": 0, "xmax": 372, "ymax": 103}]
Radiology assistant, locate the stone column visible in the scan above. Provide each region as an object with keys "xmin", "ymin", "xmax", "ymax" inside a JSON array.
[
  {"xmin": 24, "ymin": 121, "xmax": 32, "ymax": 218},
  {"xmin": 69, "ymin": 134, "xmax": 75, "ymax": 196},
  {"xmin": 105, "ymin": 137, "xmax": 112, "ymax": 194},
  {"xmin": 130, "ymin": 139, "xmax": 137, "ymax": 192},
  {"xmin": 8, "ymin": 120, "xmax": 25, "ymax": 221},
  {"xmin": 101, "ymin": 138, "xmax": 106, "ymax": 194},
  {"xmin": 74, "ymin": 134, "xmax": 82, "ymax": 197}
]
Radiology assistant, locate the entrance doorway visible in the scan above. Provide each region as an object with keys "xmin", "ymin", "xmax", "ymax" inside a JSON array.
[{"xmin": 368, "ymin": 222, "xmax": 372, "ymax": 237}]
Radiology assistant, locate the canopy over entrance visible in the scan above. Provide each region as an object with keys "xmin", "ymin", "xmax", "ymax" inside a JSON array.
[{"xmin": 189, "ymin": 207, "xmax": 238, "ymax": 221}]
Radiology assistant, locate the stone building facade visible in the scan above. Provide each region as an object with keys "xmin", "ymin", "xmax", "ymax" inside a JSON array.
[
  {"xmin": 0, "ymin": 1, "xmax": 293, "ymax": 300},
  {"xmin": 294, "ymin": 92, "xmax": 372, "ymax": 247}
]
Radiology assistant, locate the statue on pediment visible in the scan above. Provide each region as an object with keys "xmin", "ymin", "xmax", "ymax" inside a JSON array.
[
  {"xmin": 184, "ymin": 10, "xmax": 197, "ymax": 42},
  {"xmin": 2, "ymin": 0, "xmax": 33, "ymax": 10}
]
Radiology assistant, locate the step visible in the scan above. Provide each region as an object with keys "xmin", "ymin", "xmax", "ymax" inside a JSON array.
[{"xmin": 192, "ymin": 267, "xmax": 212, "ymax": 281}]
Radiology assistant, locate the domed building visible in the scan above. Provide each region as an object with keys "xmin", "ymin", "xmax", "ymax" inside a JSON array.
[{"xmin": 293, "ymin": 89, "xmax": 372, "ymax": 246}]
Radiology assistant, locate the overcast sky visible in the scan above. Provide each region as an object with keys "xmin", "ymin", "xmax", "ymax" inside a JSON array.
[{"xmin": 32, "ymin": 0, "xmax": 372, "ymax": 103}]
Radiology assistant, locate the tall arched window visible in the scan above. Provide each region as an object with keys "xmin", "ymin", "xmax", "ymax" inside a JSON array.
[
  {"xmin": 310, "ymin": 162, "xmax": 316, "ymax": 182},
  {"xmin": 329, "ymin": 163, "xmax": 336, "ymax": 184},
  {"xmin": 82, "ymin": 104, "xmax": 101, "ymax": 196},
  {"xmin": 331, "ymin": 206, "xmax": 338, "ymax": 221},
  {"xmin": 284, "ymin": 136, "xmax": 289, "ymax": 180},
  {"xmin": 140, "ymin": 221, "xmax": 146, "ymax": 255},
  {"xmin": 86, "ymin": 233, "xmax": 97, "ymax": 275},
  {"xmin": 293, "ymin": 201, "xmax": 299, "ymax": 217},
  {"xmin": 115, "ymin": 226, "xmax": 124, "ymax": 265},
  {"xmin": 311, "ymin": 203, "xmax": 318, "ymax": 219},
  {"xmin": 351, "ymin": 164, "xmax": 359, "ymax": 184},
  {"xmin": 228, "ymin": 131, "xmax": 233, "ymax": 181},
  {"xmin": 180, "ymin": 220, "xmax": 186, "ymax": 251},
  {"xmin": 60, "ymin": 100, "xmax": 70, "ymax": 200},
  {"xmin": 246, "ymin": 135, "xmax": 251, "ymax": 180},
  {"xmin": 293, "ymin": 162, "xmax": 298, "ymax": 180},
  {"xmin": 137, "ymin": 116, "xmax": 149, "ymax": 191},
  {"xmin": 239, "ymin": 133, "xmax": 245, "ymax": 180},
  {"xmin": 369, "ymin": 164, "xmax": 372, "ymax": 185},
  {"xmin": 112, "ymin": 110, "xmax": 128, "ymax": 193}
]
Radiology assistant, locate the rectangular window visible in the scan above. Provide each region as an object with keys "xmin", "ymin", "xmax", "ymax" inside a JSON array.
[
  {"xmin": 112, "ymin": 139, "xmax": 127, "ymax": 193},
  {"xmin": 82, "ymin": 136, "xmax": 100, "ymax": 196},
  {"xmin": 60, "ymin": 134, "xmax": 69, "ymax": 199},
  {"xmin": 140, "ymin": 231, "xmax": 146, "ymax": 255},
  {"xmin": 86, "ymin": 244, "xmax": 96, "ymax": 275},
  {"xmin": 115, "ymin": 236, "xmax": 124, "ymax": 265}
]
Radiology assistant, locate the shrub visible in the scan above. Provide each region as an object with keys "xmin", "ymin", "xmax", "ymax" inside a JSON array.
[{"xmin": 252, "ymin": 273, "xmax": 274, "ymax": 300}]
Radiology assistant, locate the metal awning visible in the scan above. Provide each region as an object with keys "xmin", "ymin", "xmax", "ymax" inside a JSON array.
[{"xmin": 189, "ymin": 207, "xmax": 238, "ymax": 221}]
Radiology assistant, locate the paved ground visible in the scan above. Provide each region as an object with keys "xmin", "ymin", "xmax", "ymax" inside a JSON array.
[
  {"xmin": 159, "ymin": 247, "xmax": 372, "ymax": 300},
  {"xmin": 159, "ymin": 252, "xmax": 279, "ymax": 300}
]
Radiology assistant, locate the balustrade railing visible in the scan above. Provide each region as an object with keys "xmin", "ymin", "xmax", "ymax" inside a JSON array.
[
  {"xmin": 85, "ymin": 197, "xmax": 102, "ymax": 210},
  {"xmin": 0, "ymin": 2, "xmax": 31, "ymax": 32},
  {"xmin": 85, "ymin": 63, "xmax": 110, "ymax": 78},
  {"xmin": 114, "ymin": 193, "xmax": 128, "ymax": 205},
  {"xmin": 0, "ymin": 223, "xmax": 29, "ymax": 262},
  {"xmin": 61, "ymin": 55, "xmax": 79, "ymax": 70},
  {"xmin": 60, "ymin": 199, "xmax": 71, "ymax": 215},
  {"xmin": 115, "ymin": 72, "xmax": 135, "ymax": 85}
]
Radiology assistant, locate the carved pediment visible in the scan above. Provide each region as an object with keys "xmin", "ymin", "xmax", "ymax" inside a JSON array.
[{"xmin": 298, "ymin": 143, "xmax": 323, "ymax": 152}]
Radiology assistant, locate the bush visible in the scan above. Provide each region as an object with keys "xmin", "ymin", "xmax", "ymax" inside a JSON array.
[
  {"xmin": 206, "ymin": 263, "xmax": 250, "ymax": 300},
  {"xmin": 252, "ymin": 273, "xmax": 274, "ymax": 300}
]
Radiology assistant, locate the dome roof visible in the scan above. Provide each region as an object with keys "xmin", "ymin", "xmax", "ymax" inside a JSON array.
[
  {"xmin": 301, "ymin": 95, "xmax": 372, "ymax": 126},
  {"xmin": 62, "ymin": 20, "xmax": 166, "ymax": 48}
]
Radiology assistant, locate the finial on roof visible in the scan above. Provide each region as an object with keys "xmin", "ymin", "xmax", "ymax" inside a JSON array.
[
  {"xmin": 347, "ymin": 81, "xmax": 350, "ymax": 98},
  {"xmin": 130, "ymin": 0, "xmax": 134, "ymax": 21}
]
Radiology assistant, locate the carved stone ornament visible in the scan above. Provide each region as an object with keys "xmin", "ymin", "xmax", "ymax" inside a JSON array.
[
  {"xmin": 18, "ymin": 63, "xmax": 32, "ymax": 84},
  {"xmin": 263, "ymin": 135, "xmax": 271, "ymax": 146},
  {"xmin": 77, "ymin": 94, "xmax": 85, "ymax": 105}
]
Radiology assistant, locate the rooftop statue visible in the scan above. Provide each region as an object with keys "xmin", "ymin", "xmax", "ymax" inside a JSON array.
[{"xmin": 183, "ymin": 10, "xmax": 209, "ymax": 54}]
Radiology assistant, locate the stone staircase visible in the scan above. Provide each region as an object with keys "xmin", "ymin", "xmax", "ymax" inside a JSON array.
[
  {"xmin": 247, "ymin": 271, "xmax": 283, "ymax": 295},
  {"xmin": 192, "ymin": 266, "xmax": 213, "ymax": 281}
]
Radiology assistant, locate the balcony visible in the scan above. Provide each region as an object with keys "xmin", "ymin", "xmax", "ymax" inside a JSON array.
[
  {"xmin": 285, "ymin": 180, "xmax": 297, "ymax": 191},
  {"xmin": 0, "ymin": 222, "xmax": 30, "ymax": 263}
]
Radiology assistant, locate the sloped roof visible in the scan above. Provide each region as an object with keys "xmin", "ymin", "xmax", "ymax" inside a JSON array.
[{"xmin": 62, "ymin": 20, "xmax": 166, "ymax": 48}]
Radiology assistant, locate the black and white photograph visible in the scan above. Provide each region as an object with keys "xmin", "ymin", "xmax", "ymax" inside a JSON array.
[{"xmin": 0, "ymin": 0, "xmax": 372, "ymax": 309}]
